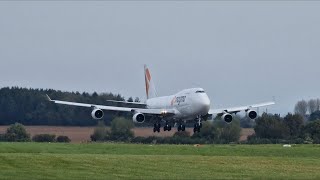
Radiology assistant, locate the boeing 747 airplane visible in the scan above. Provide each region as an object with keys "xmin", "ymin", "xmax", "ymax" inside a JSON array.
[{"xmin": 47, "ymin": 65, "xmax": 275, "ymax": 133}]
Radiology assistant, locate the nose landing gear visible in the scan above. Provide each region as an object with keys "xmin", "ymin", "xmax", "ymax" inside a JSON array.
[
  {"xmin": 193, "ymin": 123, "xmax": 201, "ymax": 133},
  {"xmin": 193, "ymin": 116, "xmax": 203, "ymax": 133}
]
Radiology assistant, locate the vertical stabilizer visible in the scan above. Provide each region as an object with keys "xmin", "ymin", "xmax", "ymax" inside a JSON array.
[{"xmin": 144, "ymin": 65, "xmax": 157, "ymax": 99}]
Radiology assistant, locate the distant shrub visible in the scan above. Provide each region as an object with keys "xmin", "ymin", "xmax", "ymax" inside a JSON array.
[
  {"xmin": 91, "ymin": 118, "xmax": 134, "ymax": 142},
  {"xmin": 108, "ymin": 117, "xmax": 134, "ymax": 141},
  {"xmin": 293, "ymin": 138, "xmax": 304, "ymax": 144},
  {"xmin": 90, "ymin": 121, "xmax": 110, "ymax": 141},
  {"xmin": 131, "ymin": 136, "xmax": 209, "ymax": 145},
  {"xmin": 56, "ymin": 136, "xmax": 71, "ymax": 143},
  {"xmin": 139, "ymin": 136, "xmax": 159, "ymax": 144},
  {"xmin": 246, "ymin": 137, "xmax": 272, "ymax": 144},
  {"xmin": 168, "ymin": 136, "xmax": 195, "ymax": 144},
  {"xmin": 0, "ymin": 134, "xmax": 6, "ymax": 142},
  {"xmin": 32, "ymin": 134, "xmax": 56, "ymax": 142},
  {"xmin": 313, "ymin": 136, "xmax": 320, "ymax": 144},
  {"xmin": 5, "ymin": 123, "xmax": 30, "ymax": 142},
  {"xmin": 173, "ymin": 131, "xmax": 190, "ymax": 138},
  {"xmin": 131, "ymin": 136, "xmax": 147, "ymax": 144}
]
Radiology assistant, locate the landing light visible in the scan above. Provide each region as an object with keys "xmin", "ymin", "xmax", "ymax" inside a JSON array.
[{"xmin": 161, "ymin": 110, "xmax": 168, "ymax": 115}]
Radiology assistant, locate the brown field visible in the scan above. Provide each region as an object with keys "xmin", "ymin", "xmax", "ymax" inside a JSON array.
[{"xmin": 0, "ymin": 126, "xmax": 254, "ymax": 143}]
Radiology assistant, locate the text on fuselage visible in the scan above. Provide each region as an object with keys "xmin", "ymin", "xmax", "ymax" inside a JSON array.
[{"xmin": 174, "ymin": 96, "xmax": 186, "ymax": 105}]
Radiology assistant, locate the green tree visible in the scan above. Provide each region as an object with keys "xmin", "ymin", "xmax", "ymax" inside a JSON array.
[
  {"xmin": 240, "ymin": 116, "xmax": 255, "ymax": 128},
  {"xmin": 254, "ymin": 113, "xmax": 289, "ymax": 139},
  {"xmin": 213, "ymin": 118, "xmax": 241, "ymax": 143},
  {"xmin": 192, "ymin": 121, "xmax": 215, "ymax": 141},
  {"xmin": 309, "ymin": 110, "xmax": 320, "ymax": 121},
  {"xmin": 5, "ymin": 123, "xmax": 30, "ymax": 142},
  {"xmin": 304, "ymin": 120, "xmax": 320, "ymax": 144},
  {"xmin": 90, "ymin": 121, "xmax": 109, "ymax": 141},
  {"xmin": 127, "ymin": 97, "xmax": 133, "ymax": 102},
  {"xmin": 134, "ymin": 97, "xmax": 140, "ymax": 103},
  {"xmin": 283, "ymin": 113, "xmax": 304, "ymax": 138},
  {"xmin": 109, "ymin": 117, "xmax": 134, "ymax": 141}
]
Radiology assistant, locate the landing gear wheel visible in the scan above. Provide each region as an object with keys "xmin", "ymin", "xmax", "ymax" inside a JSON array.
[
  {"xmin": 164, "ymin": 122, "xmax": 172, "ymax": 132},
  {"xmin": 177, "ymin": 124, "xmax": 186, "ymax": 132},
  {"xmin": 181, "ymin": 125, "xmax": 186, "ymax": 131},
  {"xmin": 193, "ymin": 123, "xmax": 201, "ymax": 133},
  {"xmin": 154, "ymin": 123, "xmax": 161, "ymax": 133},
  {"xmin": 193, "ymin": 127, "xmax": 200, "ymax": 133}
]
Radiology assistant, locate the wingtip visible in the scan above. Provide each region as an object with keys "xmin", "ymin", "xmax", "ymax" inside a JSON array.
[{"xmin": 46, "ymin": 94, "xmax": 52, "ymax": 101}]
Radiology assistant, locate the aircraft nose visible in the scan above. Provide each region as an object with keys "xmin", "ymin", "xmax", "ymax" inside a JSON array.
[{"xmin": 200, "ymin": 95, "xmax": 211, "ymax": 113}]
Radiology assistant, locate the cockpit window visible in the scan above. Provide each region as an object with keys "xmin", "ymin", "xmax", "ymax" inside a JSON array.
[{"xmin": 196, "ymin": 90, "xmax": 205, "ymax": 93}]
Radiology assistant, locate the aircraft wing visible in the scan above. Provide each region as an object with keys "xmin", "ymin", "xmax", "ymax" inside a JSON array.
[
  {"xmin": 46, "ymin": 95, "xmax": 175, "ymax": 116},
  {"xmin": 209, "ymin": 101, "xmax": 275, "ymax": 116}
]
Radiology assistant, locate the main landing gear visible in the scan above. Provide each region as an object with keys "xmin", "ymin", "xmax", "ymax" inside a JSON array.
[
  {"xmin": 154, "ymin": 121, "xmax": 172, "ymax": 133},
  {"xmin": 177, "ymin": 124, "xmax": 186, "ymax": 132},
  {"xmin": 177, "ymin": 120, "xmax": 186, "ymax": 132},
  {"xmin": 153, "ymin": 123, "xmax": 161, "ymax": 133},
  {"xmin": 164, "ymin": 121, "xmax": 172, "ymax": 132}
]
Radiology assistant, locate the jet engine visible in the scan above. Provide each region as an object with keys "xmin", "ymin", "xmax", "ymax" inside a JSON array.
[
  {"xmin": 91, "ymin": 109, "xmax": 104, "ymax": 120},
  {"xmin": 247, "ymin": 110, "xmax": 258, "ymax": 119},
  {"xmin": 133, "ymin": 113, "xmax": 145, "ymax": 123},
  {"xmin": 222, "ymin": 113, "xmax": 233, "ymax": 123}
]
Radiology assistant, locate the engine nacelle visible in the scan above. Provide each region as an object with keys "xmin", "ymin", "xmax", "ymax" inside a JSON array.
[
  {"xmin": 222, "ymin": 113, "xmax": 233, "ymax": 123},
  {"xmin": 247, "ymin": 110, "xmax": 258, "ymax": 119},
  {"xmin": 91, "ymin": 109, "xmax": 104, "ymax": 120},
  {"xmin": 133, "ymin": 113, "xmax": 145, "ymax": 123}
]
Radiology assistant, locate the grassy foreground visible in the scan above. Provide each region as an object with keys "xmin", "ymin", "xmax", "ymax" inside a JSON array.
[{"xmin": 0, "ymin": 143, "xmax": 319, "ymax": 180}]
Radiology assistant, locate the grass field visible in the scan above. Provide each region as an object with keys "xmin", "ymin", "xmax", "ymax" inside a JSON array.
[{"xmin": 0, "ymin": 143, "xmax": 319, "ymax": 180}]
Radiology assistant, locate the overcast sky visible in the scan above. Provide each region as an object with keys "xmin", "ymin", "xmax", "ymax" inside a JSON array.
[{"xmin": 0, "ymin": 1, "xmax": 320, "ymax": 115}]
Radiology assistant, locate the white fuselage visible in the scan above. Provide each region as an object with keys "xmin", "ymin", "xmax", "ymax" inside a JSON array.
[{"xmin": 146, "ymin": 88, "xmax": 211, "ymax": 121}]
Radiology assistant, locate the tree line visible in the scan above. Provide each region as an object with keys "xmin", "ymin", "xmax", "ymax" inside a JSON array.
[
  {"xmin": 0, "ymin": 123, "xmax": 70, "ymax": 143},
  {"xmin": 90, "ymin": 113, "xmax": 320, "ymax": 144},
  {"xmin": 1, "ymin": 86, "xmax": 320, "ymax": 144},
  {"xmin": 90, "ymin": 117, "xmax": 242, "ymax": 144},
  {"xmin": 0, "ymin": 87, "xmax": 141, "ymax": 126},
  {"xmin": 248, "ymin": 113, "xmax": 320, "ymax": 144},
  {"xmin": 2, "ymin": 114, "xmax": 319, "ymax": 144}
]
